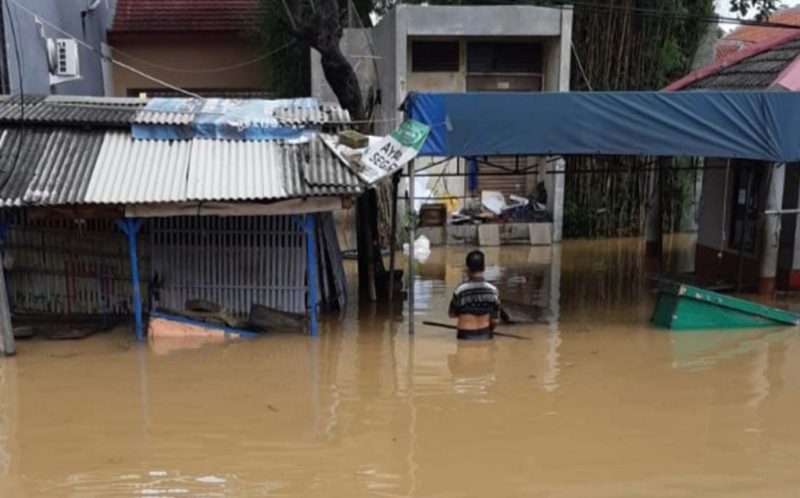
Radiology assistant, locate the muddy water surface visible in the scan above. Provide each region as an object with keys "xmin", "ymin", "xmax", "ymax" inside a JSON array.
[{"xmin": 2, "ymin": 236, "xmax": 800, "ymax": 496}]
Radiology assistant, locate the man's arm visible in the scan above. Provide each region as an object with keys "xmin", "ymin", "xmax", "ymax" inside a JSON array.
[
  {"xmin": 448, "ymin": 294, "xmax": 458, "ymax": 318},
  {"xmin": 490, "ymin": 295, "xmax": 501, "ymax": 330}
]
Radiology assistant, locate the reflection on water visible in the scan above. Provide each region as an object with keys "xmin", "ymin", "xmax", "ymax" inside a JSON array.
[{"xmin": 1, "ymin": 234, "xmax": 800, "ymax": 496}]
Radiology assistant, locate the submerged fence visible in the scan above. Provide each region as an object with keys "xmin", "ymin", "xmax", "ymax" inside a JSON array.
[
  {"xmin": 4, "ymin": 216, "xmax": 146, "ymax": 315},
  {"xmin": 150, "ymin": 215, "xmax": 307, "ymax": 315}
]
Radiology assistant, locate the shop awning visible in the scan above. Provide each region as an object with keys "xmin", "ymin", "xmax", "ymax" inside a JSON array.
[{"xmin": 403, "ymin": 91, "xmax": 800, "ymax": 162}]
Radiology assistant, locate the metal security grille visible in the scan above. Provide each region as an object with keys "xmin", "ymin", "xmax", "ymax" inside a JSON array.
[
  {"xmin": 5, "ymin": 216, "xmax": 145, "ymax": 315},
  {"xmin": 151, "ymin": 215, "xmax": 307, "ymax": 315},
  {"xmin": 467, "ymin": 42, "xmax": 543, "ymax": 74}
]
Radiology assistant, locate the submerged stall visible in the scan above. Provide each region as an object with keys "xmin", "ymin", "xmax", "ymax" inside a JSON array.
[{"xmin": 0, "ymin": 95, "xmax": 364, "ymax": 353}]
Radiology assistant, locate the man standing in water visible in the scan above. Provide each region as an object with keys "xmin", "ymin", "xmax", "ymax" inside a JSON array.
[{"xmin": 448, "ymin": 250, "xmax": 501, "ymax": 340}]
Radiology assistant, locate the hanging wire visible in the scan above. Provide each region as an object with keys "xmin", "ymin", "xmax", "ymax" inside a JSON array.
[
  {"xmin": 109, "ymin": 41, "xmax": 296, "ymax": 75},
  {"xmin": 7, "ymin": 0, "xmax": 203, "ymax": 99},
  {"xmin": 2, "ymin": 0, "xmax": 25, "ymax": 183}
]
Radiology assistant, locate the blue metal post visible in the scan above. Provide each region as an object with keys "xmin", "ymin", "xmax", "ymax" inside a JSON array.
[
  {"xmin": 305, "ymin": 215, "xmax": 319, "ymax": 337},
  {"xmin": 116, "ymin": 218, "xmax": 145, "ymax": 341}
]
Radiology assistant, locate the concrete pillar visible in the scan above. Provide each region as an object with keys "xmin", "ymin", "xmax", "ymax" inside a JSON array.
[
  {"xmin": 759, "ymin": 162, "xmax": 785, "ymax": 295},
  {"xmin": 645, "ymin": 164, "xmax": 663, "ymax": 257},
  {"xmin": 545, "ymin": 157, "xmax": 565, "ymax": 243}
]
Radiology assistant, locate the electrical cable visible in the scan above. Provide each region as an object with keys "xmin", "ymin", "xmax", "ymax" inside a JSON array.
[
  {"xmin": 2, "ymin": 0, "xmax": 24, "ymax": 184},
  {"xmin": 109, "ymin": 41, "xmax": 295, "ymax": 74},
  {"xmin": 6, "ymin": 0, "xmax": 203, "ymax": 99},
  {"xmin": 550, "ymin": 1, "xmax": 800, "ymax": 30}
]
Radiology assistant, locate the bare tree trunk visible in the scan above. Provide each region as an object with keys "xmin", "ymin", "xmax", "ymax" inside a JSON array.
[{"xmin": 319, "ymin": 48, "xmax": 365, "ymax": 124}]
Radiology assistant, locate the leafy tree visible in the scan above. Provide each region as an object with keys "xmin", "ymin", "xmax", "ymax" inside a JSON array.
[
  {"xmin": 258, "ymin": 0, "xmax": 372, "ymax": 123},
  {"xmin": 728, "ymin": 0, "xmax": 778, "ymax": 20}
]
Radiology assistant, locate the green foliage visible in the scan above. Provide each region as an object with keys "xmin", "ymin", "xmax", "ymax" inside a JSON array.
[
  {"xmin": 257, "ymin": 0, "xmax": 310, "ymax": 97},
  {"xmin": 257, "ymin": 0, "xmax": 373, "ymax": 98},
  {"xmin": 728, "ymin": 0, "xmax": 778, "ymax": 20}
]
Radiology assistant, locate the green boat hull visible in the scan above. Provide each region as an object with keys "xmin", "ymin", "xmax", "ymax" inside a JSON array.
[{"xmin": 653, "ymin": 281, "xmax": 800, "ymax": 330}]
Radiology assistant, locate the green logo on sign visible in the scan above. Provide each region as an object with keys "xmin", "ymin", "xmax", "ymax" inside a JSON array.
[{"xmin": 392, "ymin": 120, "xmax": 430, "ymax": 149}]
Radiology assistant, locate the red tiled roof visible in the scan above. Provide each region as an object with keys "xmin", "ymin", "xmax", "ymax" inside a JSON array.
[
  {"xmin": 664, "ymin": 30, "xmax": 800, "ymax": 91},
  {"xmin": 723, "ymin": 8, "xmax": 800, "ymax": 45},
  {"xmin": 112, "ymin": 0, "xmax": 260, "ymax": 33}
]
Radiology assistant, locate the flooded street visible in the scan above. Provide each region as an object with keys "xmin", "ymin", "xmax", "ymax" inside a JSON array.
[{"xmin": 2, "ymin": 235, "xmax": 800, "ymax": 496}]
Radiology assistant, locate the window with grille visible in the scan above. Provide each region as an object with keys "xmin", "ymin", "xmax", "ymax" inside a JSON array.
[
  {"xmin": 467, "ymin": 42, "xmax": 543, "ymax": 74},
  {"xmin": 411, "ymin": 41, "xmax": 460, "ymax": 72}
]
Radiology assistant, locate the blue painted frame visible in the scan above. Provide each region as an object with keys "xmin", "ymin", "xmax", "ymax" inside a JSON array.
[
  {"xmin": 116, "ymin": 218, "xmax": 145, "ymax": 341},
  {"xmin": 305, "ymin": 215, "xmax": 319, "ymax": 337}
]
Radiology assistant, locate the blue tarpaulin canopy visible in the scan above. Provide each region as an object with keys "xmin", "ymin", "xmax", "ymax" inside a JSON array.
[{"xmin": 403, "ymin": 92, "xmax": 800, "ymax": 162}]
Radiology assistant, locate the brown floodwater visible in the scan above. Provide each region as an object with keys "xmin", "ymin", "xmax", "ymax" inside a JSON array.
[{"xmin": 2, "ymin": 235, "xmax": 800, "ymax": 497}]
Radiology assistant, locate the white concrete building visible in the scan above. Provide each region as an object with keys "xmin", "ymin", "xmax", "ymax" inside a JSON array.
[{"xmin": 312, "ymin": 4, "xmax": 573, "ymax": 244}]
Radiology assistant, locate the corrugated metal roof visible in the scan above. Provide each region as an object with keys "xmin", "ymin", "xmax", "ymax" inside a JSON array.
[
  {"xmin": 0, "ymin": 96, "xmax": 351, "ymax": 130},
  {"xmin": 85, "ymin": 132, "xmax": 192, "ymax": 204},
  {"xmin": 0, "ymin": 95, "xmax": 144, "ymax": 126},
  {"xmin": 84, "ymin": 135, "xmax": 361, "ymax": 205},
  {"xmin": 187, "ymin": 139, "xmax": 286, "ymax": 201},
  {"xmin": 274, "ymin": 105, "xmax": 352, "ymax": 127},
  {"xmin": 134, "ymin": 109, "xmax": 196, "ymax": 125},
  {"xmin": 0, "ymin": 128, "xmax": 105, "ymax": 207},
  {"xmin": 300, "ymin": 136, "xmax": 361, "ymax": 192}
]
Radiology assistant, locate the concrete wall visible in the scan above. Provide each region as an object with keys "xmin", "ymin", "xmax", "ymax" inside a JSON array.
[
  {"xmin": 696, "ymin": 159, "xmax": 731, "ymax": 252},
  {"xmin": 695, "ymin": 159, "xmax": 795, "ymax": 289},
  {"xmin": 402, "ymin": 5, "xmax": 563, "ymax": 37},
  {"xmin": 2, "ymin": 0, "xmax": 116, "ymax": 96},
  {"xmin": 110, "ymin": 33, "xmax": 264, "ymax": 97},
  {"xmin": 311, "ymin": 5, "xmax": 572, "ymax": 244}
]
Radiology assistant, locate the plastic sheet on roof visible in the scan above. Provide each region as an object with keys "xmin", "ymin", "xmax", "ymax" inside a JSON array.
[
  {"xmin": 404, "ymin": 91, "xmax": 800, "ymax": 162},
  {"xmin": 133, "ymin": 98, "xmax": 322, "ymax": 141}
]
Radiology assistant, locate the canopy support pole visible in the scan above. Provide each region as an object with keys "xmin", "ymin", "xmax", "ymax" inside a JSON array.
[
  {"xmin": 736, "ymin": 166, "xmax": 753, "ymax": 293},
  {"xmin": 759, "ymin": 162, "xmax": 785, "ymax": 295},
  {"xmin": 407, "ymin": 160, "xmax": 416, "ymax": 335},
  {"xmin": 645, "ymin": 160, "xmax": 663, "ymax": 258},
  {"xmin": 116, "ymin": 218, "xmax": 145, "ymax": 342}
]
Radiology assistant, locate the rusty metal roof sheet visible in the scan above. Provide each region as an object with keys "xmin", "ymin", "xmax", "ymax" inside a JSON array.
[
  {"xmin": 274, "ymin": 105, "xmax": 352, "ymax": 128},
  {"xmin": 0, "ymin": 95, "xmax": 145, "ymax": 126},
  {"xmin": 0, "ymin": 127, "xmax": 105, "ymax": 207}
]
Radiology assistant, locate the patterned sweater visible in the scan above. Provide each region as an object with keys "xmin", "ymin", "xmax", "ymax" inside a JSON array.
[{"xmin": 448, "ymin": 277, "xmax": 501, "ymax": 318}]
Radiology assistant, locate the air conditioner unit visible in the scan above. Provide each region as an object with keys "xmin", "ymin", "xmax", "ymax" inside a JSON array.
[
  {"xmin": 46, "ymin": 38, "xmax": 81, "ymax": 87},
  {"xmin": 51, "ymin": 39, "xmax": 79, "ymax": 76}
]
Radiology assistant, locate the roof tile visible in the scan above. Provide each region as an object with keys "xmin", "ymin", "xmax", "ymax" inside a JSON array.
[{"xmin": 113, "ymin": 0, "xmax": 260, "ymax": 33}]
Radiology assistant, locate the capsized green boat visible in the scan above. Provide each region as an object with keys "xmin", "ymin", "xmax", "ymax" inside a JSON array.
[{"xmin": 652, "ymin": 281, "xmax": 800, "ymax": 330}]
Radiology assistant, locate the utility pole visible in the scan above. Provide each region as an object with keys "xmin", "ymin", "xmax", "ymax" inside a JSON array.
[{"xmin": 0, "ymin": 0, "xmax": 10, "ymax": 94}]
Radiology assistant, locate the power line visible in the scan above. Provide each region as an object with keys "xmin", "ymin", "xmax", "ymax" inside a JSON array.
[
  {"xmin": 571, "ymin": 41, "xmax": 592, "ymax": 91},
  {"xmin": 3, "ymin": 0, "xmax": 25, "ymax": 183},
  {"xmin": 550, "ymin": 1, "xmax": 800, "ymax": 30},
  {"xmin": 6, "ymin": 0, "xmax": 203, "ymax": 99},
  {"xmin": 109, "ymin": 41, "xmax": 295, "ymax": 75}
]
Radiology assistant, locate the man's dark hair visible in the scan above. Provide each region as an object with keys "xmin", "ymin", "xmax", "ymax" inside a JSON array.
[{"xmin": 466, "ymin": 250, "xmax": 485, "ymax": 273}]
